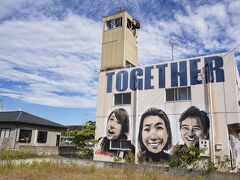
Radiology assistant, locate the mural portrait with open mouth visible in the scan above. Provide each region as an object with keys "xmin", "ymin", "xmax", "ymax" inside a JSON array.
[{"xmin": 106, "ymin": 113, "xmax": 122, "ymax": 140}]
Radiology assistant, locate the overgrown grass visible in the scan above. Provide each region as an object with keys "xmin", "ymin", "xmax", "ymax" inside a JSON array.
[
  {"xmin": 0, "ymin": 150, "xmax": 43, "ymax": 160},
  {"xmin": 0, "ymin": 161, "xmax": 197, "ymax": 180}
]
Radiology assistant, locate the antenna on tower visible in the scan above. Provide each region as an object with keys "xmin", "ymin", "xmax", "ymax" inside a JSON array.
[{"xmin": 169, "ymin": 40, "xmax": 175, "ymax": 61}]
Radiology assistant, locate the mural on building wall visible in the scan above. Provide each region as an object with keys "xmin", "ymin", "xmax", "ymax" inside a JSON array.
[
  {"xmin": 172, "ymin": 106, "xmax": 210, "ymax": 156},
  {"xmin": 138, "ymin": 108, "xmax": 172, "ymax": 163},
  {"xmin": 137, "ymin": 106, "xmax": 209, "ymax": 163},
  {"xmin": 95, "ymin": 108, "xmax": 135, "ymax": 160},
  {"xmin": 94, "ymin": 106, "xmax": 210, "ymax": 163},
  {"xmin": 95, "ymin": 54, "xmax": 240, "ymax": 169}
]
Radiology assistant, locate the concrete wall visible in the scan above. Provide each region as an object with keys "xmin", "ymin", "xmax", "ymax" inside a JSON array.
[
  {"xmin": 101, "ymin": 11, "xmax": 137, "ymax": 71},
  {"xmin": 18, "ymin": 145, "xmax": 59, "ymax": 155}
]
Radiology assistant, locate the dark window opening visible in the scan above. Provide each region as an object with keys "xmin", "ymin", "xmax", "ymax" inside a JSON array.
[
  {"xmin": 0, "ymin": 128, "xmax": 11, "ymax": 138},
  {"xmin": 114, "ymin": 93, "xmax": 131, "ymax": 105},
  {"xmin": 19, "ymin": 129, "xmax": 32, "ymax": 143},
  {"xmin": 115, "ymin": 17, "xmax": 122, "ymax": 27},
  {"xmin": 166, "ymin": 87, "xmax": 191, "ymax": 101},
  {"xmin": 106, "ymin": 20, "xmax": 112, "ymax": 30},
  {"xmin": 105, "ymin": 17, "xmax": 122, "ymax": 31},
  {"xmin": 127, "ymin": 18, "xmax": 139, "ymax": 35},
  {"xmin": 127, "ymin": 18, "xmax": 132, "ymax": 29},
  {"xmin": 126, "ymin": 60, "xmax": 135, "ymax": 68},
  {"xmin": 110, "ymin": 140, "xmax": 132, "ymax": 150},
  {"xmin": 166, "ymin": 89, "xmax": 174, "ymax": 101},
  {"xmin": 37, "ymin": 131, "xmax": 48, "ymax": 143}
]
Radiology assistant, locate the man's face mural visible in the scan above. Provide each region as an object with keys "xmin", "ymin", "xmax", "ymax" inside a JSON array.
[
  {"xmin": 106, "ymin": 113, "xmax": 122, "ymax": 140},
  {"xmin": 180, "ymin": 117, "xmax": 205, "ymax": 147},
  {"xmin": 142, "ymin": 115, "xmax": 168, "ymax": 153}
]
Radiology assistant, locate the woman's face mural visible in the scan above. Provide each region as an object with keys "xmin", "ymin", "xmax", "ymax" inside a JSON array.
[
  {"xmin": 180, "ymin": 117, "xmax": 205, "ymax": 147},
  {"xmin": 142, "ymin": 115, "xmax": 168, "ymax": 153},
  {"xmin": 106, "ymin": 113, "xmax": 122, "ymax": 140}
]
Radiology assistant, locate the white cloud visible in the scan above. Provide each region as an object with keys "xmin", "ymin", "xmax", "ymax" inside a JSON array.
[
  {"xmin": 0, "ymin": 13, "xmax": 101, "ymax": 108},
  {"xmin": 138, "ymin": 1, "xmax": 240, "ymax": 65}
]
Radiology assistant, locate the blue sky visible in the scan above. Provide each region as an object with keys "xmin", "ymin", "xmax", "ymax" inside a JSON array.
[{"xmin": 0, "ymin": 0, "xmax": 240, "ymax": 125}]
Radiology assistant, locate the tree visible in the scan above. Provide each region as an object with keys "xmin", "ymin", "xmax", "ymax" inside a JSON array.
[{"xmin": 72, "ymin": 121, "xmax": 96, "ymax": 159}]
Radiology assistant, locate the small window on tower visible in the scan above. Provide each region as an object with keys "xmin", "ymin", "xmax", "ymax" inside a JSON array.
[
  {"xmin": 126, "ymin": 60, "xmax": 135, "ymax": 68},
  {"xmin": 115, "ymin": 17, "xmax": 122, "ymax": 27},
  {"xmin": 106, "ymin": 20, "xmax": 112, "ymax": 30},
  {"xmin": 127, "ymin": 18, "xmax": 132, "ymax": 29},
  {"xmin": 105, "ymin": 17, "xmax": 122, "ymax": 31}
]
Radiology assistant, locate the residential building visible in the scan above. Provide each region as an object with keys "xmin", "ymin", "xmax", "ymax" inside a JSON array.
[{"xmin": 0, "ymin": 111, "xmax": 66, "ymax": 154}]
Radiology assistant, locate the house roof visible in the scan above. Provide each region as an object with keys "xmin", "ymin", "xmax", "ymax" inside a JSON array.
[
  {"xmin": 65, "ymin": 125, "xmax": 83, "ymax": 131},
  {"xmin": 0, "ymin": 111, "xmax": 65, "ymax": 129}
]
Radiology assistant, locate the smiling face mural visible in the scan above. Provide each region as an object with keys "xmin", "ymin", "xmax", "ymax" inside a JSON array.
[
  {"xmin": 180, "ymin": 117, "xmax": 205, "ymax": 147},
  {"xmin": 138, "ymin": 108, "xmax": 172, "ymax": 163},
  {"xmin": 142, "ymin": 115, "xmax": 168, "ymax": 153},
  {"xmin": 179, "ymin": 106, "xmax": 209, "ymax": 147}
]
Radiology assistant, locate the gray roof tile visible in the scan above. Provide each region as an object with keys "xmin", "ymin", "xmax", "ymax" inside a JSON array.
[{"xmin": 0, "ymin": 111, "xmax": 65, "ymax": 129}]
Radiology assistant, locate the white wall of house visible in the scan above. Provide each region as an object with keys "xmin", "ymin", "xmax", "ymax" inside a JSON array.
[
  {"xmin": 0, "ymin": 123, "xmax": 62, "ymax": 149},
  {"xmin": 0, "ymin": 123, "xmax": 17, "ymax": 149}
]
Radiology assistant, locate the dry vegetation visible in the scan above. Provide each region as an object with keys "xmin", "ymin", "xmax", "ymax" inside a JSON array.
[{"xmin": 0, "ymin": 161, "xmax": 200, "ymax": 180}]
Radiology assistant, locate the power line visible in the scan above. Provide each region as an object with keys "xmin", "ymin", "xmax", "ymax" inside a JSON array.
[{"xmin": 223, "ymin": 43, "xmax": 240, "ymax": 57}]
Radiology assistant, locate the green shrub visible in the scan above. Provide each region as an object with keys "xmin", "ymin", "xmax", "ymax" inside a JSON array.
[
  {"xmin": 125, "ymin": 153, "xmax": 135, "ymax": 164},
  {"xmin": 170, "ymin": 145, "xmax": 205, "ymax": 168}
]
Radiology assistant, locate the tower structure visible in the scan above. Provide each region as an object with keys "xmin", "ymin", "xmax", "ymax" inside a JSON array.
[{"xmin": 100, "ymin": 9, "xmax": 140, "ymax": 71}]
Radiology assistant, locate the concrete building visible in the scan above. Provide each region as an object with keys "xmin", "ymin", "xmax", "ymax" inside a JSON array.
[
  {"xmin": 94, "ymin": 10, "xmax": 240, "ymax": 170},
  {"xmin": 0, "ymin": 111, "xmax": 66, "ymax": 154}
]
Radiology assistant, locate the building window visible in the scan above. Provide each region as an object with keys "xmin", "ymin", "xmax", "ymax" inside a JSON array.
[
  {"xmin": 166, "ymin": 87, "xmax": 191, "ymax": 101},
  {"xmin": 0, "ymin": 128, "xmax": 10, "ymax": 138},
  {"xmin": 105, "ymin": 17, "xmax": 122, "ymax": 31},
  {"xmin": 110, "ymin": 140, "xmax": 132, "ymax": 150},
  {"xmin": 37, "ymin": 131, "xmax": 48, "ymax": 143},
  {"xmin": 127, "ymin": 18, "xmax": 136, "ymax": 35},
  {"xmin": 19, "ymin": 129, "xmax": 32, "ymax": 143},
  {"xmin": 114, "ymin": 93, "xmax": 131, "ymax": 105}
]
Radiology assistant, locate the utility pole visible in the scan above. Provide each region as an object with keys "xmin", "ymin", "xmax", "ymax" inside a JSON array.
[
  {"xmin": 0, "ymin": 98, "xmax": 4, "ymax": 111},
  {"xmin": 134, "ymin": 74, "xmax": 139, "ymax": 164},
  {"xmin": 199, "ymin": 65, "xmax": 215, "ymax": 164}
]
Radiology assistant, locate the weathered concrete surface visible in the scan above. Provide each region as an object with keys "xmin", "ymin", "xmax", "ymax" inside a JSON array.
[{"xmin": 0, "ymin": 157, "xmax": 239, "ymax": 180}]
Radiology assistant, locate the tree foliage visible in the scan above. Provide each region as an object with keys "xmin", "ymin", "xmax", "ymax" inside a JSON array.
[
  {"xmin": 72, "ymin": 121, "xmax": 96, "ymax": 147},
  {"xmin": 71, "ymin": 121, "xmax": 96, "ymax": 158},
  {"xmin": 169, "ymin": 145, "xmax": 205, "ymax": 168}
]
